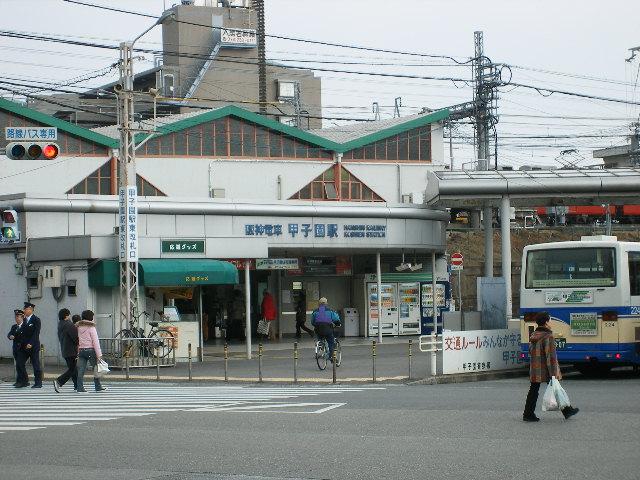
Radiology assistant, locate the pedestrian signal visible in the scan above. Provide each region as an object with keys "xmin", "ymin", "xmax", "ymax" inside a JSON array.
[
  {"xmin": 1, "ymin": 209, "xmax": 19, "ymax": 243},
  {"xmin": 5, "ymin": 142, "xmax": 59, "ymax": 160}
]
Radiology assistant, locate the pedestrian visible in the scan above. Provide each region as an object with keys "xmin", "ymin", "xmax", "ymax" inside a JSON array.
[
  {"xmin": 53, "ymin": 308, "xmax": 78, "ymax": 393},
  {"xmin": 72, "ymin": 314, "xmax": 81, "ymax": 324},
  {"xmin": 21, "ymin": 302, "xmax": 42, "ymax": 389},
  {"xmin": 523, "ymin": 311, "xmax": 579, "ymax": 422},
  {"xmin": 7, "ymin": 309, "xmax": 29, "ymax": 388},
  {"xmin": 260, "ymin": 289, "xmax": 277, "ymax": 341},
  {"xmin": 229, "ymin": 289, "xmax": 245, "ymax": 340},
  {"xmin": 295, "ymin": 294, "xmax": 314, "ymax": 339},
  {"xmin": 75, "ymin": 310, "xmax": 107, "ymax": 393}
]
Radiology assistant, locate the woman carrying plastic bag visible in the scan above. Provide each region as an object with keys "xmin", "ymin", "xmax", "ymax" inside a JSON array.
[{"xmin": 523, "ymin": 312, "xmax": 579, "ymax": 422}]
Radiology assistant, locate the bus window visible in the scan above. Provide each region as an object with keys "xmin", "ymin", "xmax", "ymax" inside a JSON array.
[
  {"xmin": 628, "ymin": 252, "xmax": 640, "ymax": 296},
  {"xmin": 525, "ymin": 247, "xmax": 616, "ymax": 288}
]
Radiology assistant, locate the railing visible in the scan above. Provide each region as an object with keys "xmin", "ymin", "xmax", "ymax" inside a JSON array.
[
  {"xmin": 419, "ymin": 334, "xmax": 443, "ymax": 376},
  {"xmin": 99, "ymin": 337, "xmax": 176, "ymax": 369}
]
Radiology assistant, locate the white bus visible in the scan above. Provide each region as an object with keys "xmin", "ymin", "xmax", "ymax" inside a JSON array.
[{"xmin": 520, "ymin": 235, "xmax": 640, "ymax": 375}]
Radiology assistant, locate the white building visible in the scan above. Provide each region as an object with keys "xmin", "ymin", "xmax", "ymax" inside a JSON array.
[{"xmin": 0, "ymin": 98, "xmax": 451, "ymax": 360}]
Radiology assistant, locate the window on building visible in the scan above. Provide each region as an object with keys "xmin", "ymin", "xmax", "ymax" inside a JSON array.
[
  {"xmin": 289, "ymin": 165, "xmax": 384, "ymax": 202},
  {"xmin": 341, "ymin": 124, "xmax": 431, "ymax": 162},
  {"xmin": 67, "ymin": 160, "xmax": 166, "ymax": 196},
  {"xmin": 136, "ymin": 175, "xmax": 166, "ymax": 196}
]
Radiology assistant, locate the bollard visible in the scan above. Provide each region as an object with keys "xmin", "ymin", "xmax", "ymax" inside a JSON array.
[
  {"xmin": 39, "ymin": 344, "xmax": 45, "ymax": 373},
  {"xmin": 188, "ymin": 343, "xmax": 193, "ymax": 381},
  {"xmin": 224, "ymin": 344, "xmax": 229, "ymax": 383},
  {"xmin": 258, "ymin": 343, "xmax": 263, "ymax": 383},
  {"xmin": 156, "ymin": 348, "xmax": 160, "ymax": 381},
  {"xmin": 408, "ymin": 339, "xmax": 413, "ymax": 380},
  {"xmin": 372, "ymin": 340, "xmax": 377, "ymax": 383},
  {"xmin": 125, "ymin": 347, "xmax": 130, "ymax": 381},
  {"xmin": 332, "ymin": 349, "xmax": 337, "ymax": 384},
  {"xmin": 293, "ymin": 342, "xmax": 298, "ymax": 384},
  {"xmin": 430, "ymin": 332, "xmax": 437, "ymax": 377}
]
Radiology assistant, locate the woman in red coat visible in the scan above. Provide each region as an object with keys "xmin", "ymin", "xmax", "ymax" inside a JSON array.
[
  {"xmin": 523, "ymin": 312, "xmax": 579, "ymax": 422},
  {"xmin": 261, "ymin": 290, "xmax": 277, "ymax": 340}
]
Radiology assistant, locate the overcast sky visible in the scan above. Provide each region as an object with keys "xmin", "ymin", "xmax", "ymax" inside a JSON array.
[{"xmin": 1, "ymin": 0, "xmax": 639, "ymax": 168}]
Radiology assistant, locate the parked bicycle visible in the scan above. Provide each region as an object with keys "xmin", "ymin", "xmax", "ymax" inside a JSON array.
[
  {"xmin": 315, "ymin": 335, "xmax": 342, "ymax": 371},
  {"xmin": 115, "ymin": 310, "xmax": 175, "ymax": 358}
]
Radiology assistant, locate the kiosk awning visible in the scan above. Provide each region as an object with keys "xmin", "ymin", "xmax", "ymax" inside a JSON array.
[
  {"xmin": 140, "ymin": 259, "xmax": 238, "ymax": 286},
  {"xmin": 89, "ymin": 259, "xmax": 239, "ymax": 287}
]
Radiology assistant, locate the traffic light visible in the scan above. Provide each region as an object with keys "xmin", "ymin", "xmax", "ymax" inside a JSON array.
[
  {"xmin": 1, "ymin": 209, "xmax": 20, "ymax": 243},
  {"xmin": 5, "ymin": 142, "xmax": 59, "ymax": 160}
]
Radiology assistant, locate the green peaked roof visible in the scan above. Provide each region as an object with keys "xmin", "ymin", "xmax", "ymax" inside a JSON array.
[{"xmin": 0, "ymin": 98, "xmax": 118, "ymax": 148}]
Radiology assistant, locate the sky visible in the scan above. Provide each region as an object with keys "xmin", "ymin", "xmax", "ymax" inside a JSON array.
[{"xmin": 1, "ymin": 0, "xmax": 639, "ymax": 168}]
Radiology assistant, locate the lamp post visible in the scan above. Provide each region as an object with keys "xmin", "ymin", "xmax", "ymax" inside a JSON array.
[{"xmin": 117, "ymin": 11, "xmax": 175, "ymax": 331}]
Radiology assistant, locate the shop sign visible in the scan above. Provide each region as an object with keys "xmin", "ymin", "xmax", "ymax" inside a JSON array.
[
  {"xmin": 570, "ymin": 312, "xmax": 598, "ymax": 336},
  {"xmin": 118, "ymin": 185, "xmax": 138, "ymax": 262},
  {"xmin": 256, "ymin": 258, "xmax": 299, "ymax": 270},
  {"xmin": 545, "ymin": 290, "xmax": 593, "ymax": 304},
  {"xmin": 287, "ymin": 256, "xmax": 352, "ymax": 276},
  {"xmin": 161, "ymin": 240, "xmax": 205, "ymax": 254},
  {"xmin": 440, "ymin": 329, "xmax": 524, "ymax": 375},
  {"xmin": 5, "ymin": 126, "xmax": 57, "ymax": 140},
  {"xmin": 227, "ymin": 259, "xmax": 256, "ymax": 270},
  {"xmin": 243, "ymin": 222, "xmax": 386, "ymax": 240},
  {"xmin": 221, "ymin": 28, "xmax": 257, "ymax": 48}
]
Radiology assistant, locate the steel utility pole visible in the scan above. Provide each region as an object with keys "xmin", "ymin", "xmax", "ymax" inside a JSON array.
[
  {"xmin": 116, "ymin": 12, "xmax": 174, "ymax": 331},
  {"xmin": 255, "ymin": 0, "xmax": 267, "ymax": 114}
]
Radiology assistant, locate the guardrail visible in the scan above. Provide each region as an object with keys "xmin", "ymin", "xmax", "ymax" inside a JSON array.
[{"xmin": 99, "ymin": 337, "xmax": 176, "ymax": 369}]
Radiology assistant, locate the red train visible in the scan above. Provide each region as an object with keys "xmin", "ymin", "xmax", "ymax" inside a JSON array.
[{"xmin": 536, "ymin": 205, "xmax": 640, "ymax": 225}]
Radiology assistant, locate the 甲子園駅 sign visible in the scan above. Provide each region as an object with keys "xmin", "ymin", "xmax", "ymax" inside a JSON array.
[{"xmin": 243, "ymin": 222, "xmax": 386, "ymax": 240}]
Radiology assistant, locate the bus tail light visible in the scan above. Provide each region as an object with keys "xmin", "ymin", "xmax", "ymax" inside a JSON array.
[
  {"xmin": 615, "ymin": 353, "xmax": 621, "ymax": 359},
  {"xmin": 602, "ymin": 311, "xmax": 618, "ymax": 322}
]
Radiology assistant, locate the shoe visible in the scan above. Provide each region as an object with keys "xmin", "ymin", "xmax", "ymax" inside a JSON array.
[
  {"xmin": 76, "ymin": 388, "xmax": 87, "ymax": 393},
  {"xmin": 53, "ymin": 380, "xmax": 60, "ymax": 393},
  {"xmin": 523, "ymin": 414, "xmax": 540, "ymax": 422},
  {"xmin": 31, "ymin": 384, "xmax": 42, "ymax": 389},
  {"xmin": 563, "ymin": 407, "xmax": 579, "ymax": 419},
  {"xmin": 14, "ymin": 383, "xmax": 29, "ymax": 388},
  {"xmin": 95, "ymin": 387, "xmax": 108, "ymax": 392}
]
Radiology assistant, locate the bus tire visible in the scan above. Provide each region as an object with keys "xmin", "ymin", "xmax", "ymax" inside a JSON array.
[{"xmin": 576, "ymin": 364, "xmax": 611, "ymax": 377}]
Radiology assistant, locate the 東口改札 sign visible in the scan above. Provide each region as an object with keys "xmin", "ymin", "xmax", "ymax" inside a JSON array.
[{"xmin": 161, "ymin": 240, "xmax": 205, "ymax": 254}]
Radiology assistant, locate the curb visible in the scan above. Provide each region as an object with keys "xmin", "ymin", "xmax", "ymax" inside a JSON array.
[{"xmin": 407, "ymin": 368, "xmax": 528, "ymax": 385}]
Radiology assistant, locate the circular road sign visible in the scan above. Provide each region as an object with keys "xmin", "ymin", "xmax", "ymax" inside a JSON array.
[{"xmin": 451, "ymin": 252, "xmax": 464, "ymax": 266}]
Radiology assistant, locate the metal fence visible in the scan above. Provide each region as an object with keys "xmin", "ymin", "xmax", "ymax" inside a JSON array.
[{"xmin": 99, "ymin": 337, "xmax": 176, "ymax": 369}]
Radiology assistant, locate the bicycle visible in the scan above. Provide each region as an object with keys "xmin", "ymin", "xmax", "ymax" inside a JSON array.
[
  {"xmin": 115, "ymin": 311, "xmax": 175, "ymax": 358},
  {"xmin": 315, "ymin": 332, "xmax": 342, "ymax": 371}
]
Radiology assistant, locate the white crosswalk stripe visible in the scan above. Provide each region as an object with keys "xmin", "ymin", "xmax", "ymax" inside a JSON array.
[{"xmin": 0, "ymin": 383, "xmax": 384, "ymax": 433}]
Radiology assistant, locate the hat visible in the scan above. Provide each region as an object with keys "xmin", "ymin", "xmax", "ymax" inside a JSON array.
[
  {"xmin": 23, "ymin": 302, "xmax": 35, "ymax": 309},
  {"xmin": 14, "ymin": 309, "xmax": 24, "ymax": 316},
  {"xmin": 319, "ymin": 297, "xmax": 328, "ymax": 304}
]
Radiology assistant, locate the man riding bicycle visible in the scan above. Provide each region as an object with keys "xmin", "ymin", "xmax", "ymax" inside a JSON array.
[{"xmin": 311, "ymin": 297, "xmax": 341, "ymax": 361}]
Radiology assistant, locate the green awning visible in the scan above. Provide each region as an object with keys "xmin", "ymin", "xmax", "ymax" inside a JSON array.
[
  {"xmin": 88, "ymin": 259, "xmax": 239, "ymax": 287},
  {"xmin": 89, "ymin": 259, "xmax": 120, "ymax": 288},
  {"xmin": 139, "ymin": 259, "xmax": 238, "ymax": 286}
]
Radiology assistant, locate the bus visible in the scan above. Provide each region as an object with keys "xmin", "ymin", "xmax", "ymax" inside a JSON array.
[{"xmin": 520, "ymin": 235, "xmax": 640, "ymax": 375}]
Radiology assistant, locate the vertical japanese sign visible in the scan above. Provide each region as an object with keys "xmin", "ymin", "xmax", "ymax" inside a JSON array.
[{"xmin": 118, "ymin": 185, "xmax": 138, "ymax": 262}]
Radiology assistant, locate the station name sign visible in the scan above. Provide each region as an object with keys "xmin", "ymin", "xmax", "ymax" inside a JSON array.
[{"xmin": 244, "ymin": 222, "xmax": 386, "ymax": 240}]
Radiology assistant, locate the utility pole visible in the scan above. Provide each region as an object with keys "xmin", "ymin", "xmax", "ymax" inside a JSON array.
[{"xmin": 255, "ymin": 0, "xmax": 267, "ymax": 114}]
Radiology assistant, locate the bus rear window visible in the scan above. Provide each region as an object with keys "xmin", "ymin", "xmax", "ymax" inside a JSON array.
[{"xmin": 525, "ymin": 247, "xmax": 616, "ymax": 288}]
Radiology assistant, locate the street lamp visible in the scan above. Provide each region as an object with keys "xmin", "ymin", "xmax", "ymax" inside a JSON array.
[{"xmin": 116, "ymin": 10, "xmax": 175, "ymax": 332}]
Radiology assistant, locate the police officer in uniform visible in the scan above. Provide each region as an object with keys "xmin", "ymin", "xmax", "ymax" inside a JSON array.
[
  {"xmin": 21, "ymin": 302, "xmax": 42, "ymax": 389},
  {"xmin": 7, "ymin": 309, "xmax": 29, "ymax": 387}
]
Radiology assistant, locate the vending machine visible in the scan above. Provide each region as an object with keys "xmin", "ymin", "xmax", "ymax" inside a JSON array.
[
  {"xmin": 420, "ymin": 282, "xmax": 450, "ymax": 334},
  {"xmin": 398, "ymin": 282, "xmax": 421, "ymax": 335},
  {"xmin": 367, "ymin": 283, "xmax": 399, "ymax": 336}
]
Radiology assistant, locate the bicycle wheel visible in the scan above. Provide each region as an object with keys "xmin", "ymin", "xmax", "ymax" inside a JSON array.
[
  {"xmin": 315, "ymin": 340, "xmax": 327, "ymax": 371},
  {"xmin": 149, "ymin": 329, "xmax": 174, "ymax": 358},
  {"xmin": 114, "ymin": 329, "xmax": 136, "ymax": 358},
  {"xmin": 334, "ymin": 340, "xmax": 342, "ymax": 367}
]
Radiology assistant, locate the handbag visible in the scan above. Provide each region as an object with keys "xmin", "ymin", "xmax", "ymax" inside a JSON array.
[
  {"xmin": 542, "ymin": 377, "xmax": 559, "ymax": 411},
  {"xmin": 257, "ymin": 318, "xmax": 270, "ymax": 335},
  {"xmin": 552, "ymin": 376, "xmax": 571, "ymax": 409},
  {"xmin": 95, "ymin": 359, "xmax": 110, "ymax": 377}
]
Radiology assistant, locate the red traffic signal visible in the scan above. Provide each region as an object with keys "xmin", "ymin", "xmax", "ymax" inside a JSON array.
[
  {"xmin": 2, "ymin": 210, "xmax": 16, "ymax": 223},
  {"xmin": 5, "ymin": 142, "xmax": 60, "ymax": 160}
]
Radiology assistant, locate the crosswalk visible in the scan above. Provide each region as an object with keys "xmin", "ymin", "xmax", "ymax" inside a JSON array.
[{"xmin": 0, "ymin": 382, "xmax": 384, "ymax": 433}]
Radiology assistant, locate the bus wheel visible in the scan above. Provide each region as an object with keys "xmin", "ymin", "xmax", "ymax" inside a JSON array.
[{"xmin": 576, "ymin": 364, "xmax": 611, "ymax": 377}]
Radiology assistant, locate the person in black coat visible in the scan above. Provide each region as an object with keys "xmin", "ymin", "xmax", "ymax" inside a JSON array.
[
  {"xmin": 21, "ymin": 302, "xmax": 42, "ymax": 388},
  {"xmin": 53, "ymin": 308, "xmax": 78, "ymax": 393},
  {"xmin": 7, "ymin": 309, "xmax": 29, "ymax": 387}
]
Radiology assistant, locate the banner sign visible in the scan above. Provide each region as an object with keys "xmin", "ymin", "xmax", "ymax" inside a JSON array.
[
  {"xmin": 118, "ymin": 185, "xmax": 138, "ymax": 262},
  {"xmin": 256, "ymin": 258, "xmax": 299, "ymax": 270},
  {"xmin": 545, "ymin": 290, "xmax": 593, "ymax": 304},
  {"xmin": 441, "ymin": 329, "xmax": 524, "ymax": 375},
  {"xmin": 221, "ymin": 28, "xmax": 257, "ymax": 48}
]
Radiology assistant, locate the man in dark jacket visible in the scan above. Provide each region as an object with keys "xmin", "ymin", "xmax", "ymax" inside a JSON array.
[
  {"xmin": 523, "ymin": 311, "xmax": 579, "ymax": 422},
  {"xmin": 53, "ymin": 308, "xmax": 78, "ymax": 393},
  {"xmin": 7, "ymin": 309, "xmax": 29, "ymax": 387},
  {"xmin": 21, "ymin": 302, "xmax": 42, "ymax": 388}
]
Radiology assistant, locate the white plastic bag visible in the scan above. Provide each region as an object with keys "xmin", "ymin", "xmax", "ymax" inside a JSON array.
[
  {"xmin": 553, "ymin": 377, "xmax": 571, "ymax": 409},
  {"xmin": 542, "ymin": 376, "xmax": 559, "ymax": 411},
  {"xmin": 95, "ymin": 359, "xmax": 110, "ymax": 377}
]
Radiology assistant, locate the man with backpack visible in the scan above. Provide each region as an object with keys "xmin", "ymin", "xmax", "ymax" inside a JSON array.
[{"xmin": 311, "ymin": 297, "xmax": 341, "ymax": 361}]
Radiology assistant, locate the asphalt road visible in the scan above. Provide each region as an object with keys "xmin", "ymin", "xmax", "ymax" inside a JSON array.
[{"xmin": 0, "ymin": 372, "xmax": 638, "ymax": 480}]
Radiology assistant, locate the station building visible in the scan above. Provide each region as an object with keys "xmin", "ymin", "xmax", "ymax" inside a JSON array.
[{"xmin": 0, "ymin": 98, "xmax": 451, "ymax": 360}]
